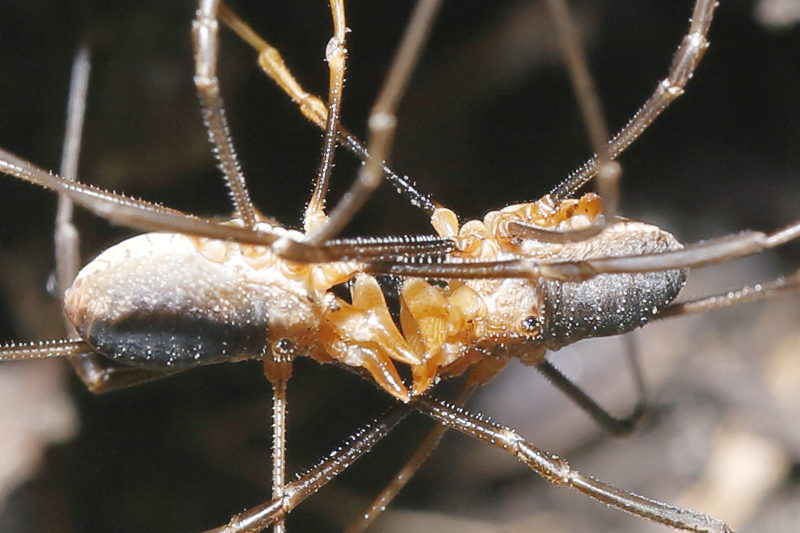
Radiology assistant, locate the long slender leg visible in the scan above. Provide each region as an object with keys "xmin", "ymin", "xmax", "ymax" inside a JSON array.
[
  {"xmin": 31, "ymin": 142, "xmax": 799, "ymax": 280},
  {"xmin": 193, "ymin": 0, "xmax": 258, "ymax": 228},
  {"xmin": 0, "ymin": 340, "xmax": 179, "ymax": 393},
  {"xmin": 415, "ymin": 395, "xmax": 733, "ymax": 533},
  {"xmin": 545, "ymin": 0, "xmax": 609, "ymax": 166},
  {"xmin": 53, "ymin": 46, "xmax": 158, "ymax": 393},
  {"xmin": 203, "ymin": 388, "xmax": 731, "ymax": 533},
  {"xmin": 537, "ymin": 349, "xmax": 645, "ymax": 436},
  {"xmin": 510, "ymin": 0, "xmax": 620, "ymax": 246},
  {"xmin": 0, "ymin": 0, "xmax": 721, "ymax": 264},
  {"xmin": 0, "ymin": 8, "xmax": 451, "ymax": 266},
  {"xmin": 263, "ymin": 358, "xmax": 292, "ymax": 533},
  {"xmin": 54, "ymin": 44, "xmax": 93, "ymax": 381},
  {"xmin": 367, "ymin": 219, "xmax": 800, "ymax": 282},
  {"xmin": 657, "ymin": 268, "xmax": 800, "ymax": 320},
  {"xmin": 304, "ymin": 0, "xmax": 444, "ymax": 245},
  {"xmin": 266, "ymin": 3, "xmax": 346, "ymax": 524},
  {"xmin": 217, "ymin": 2, "xmax": 437, "ymax": 215},
  {"xmin": 325, "ymin": 234, "xmax": 454, "ymax": 259},
  {"xmin": 514, "ymin": 0, "xmax": 717, "ymax": 242},
  {"xmin": 303, "ymin": 0, "xmax": 347, "ymax": 232},
  {"xmin": 0, "ymin": 149, "xmax": 452, "ymax": 263},
  {"xmin": 55, "ymin": 43, "xmax": 89, "ymax": 316},
  {"xmin": 0, "ymin": 6, "xmax": 454, "ymax": 266},
  {"xmin": 346, "ymin": 358, "xmax": 510, "ymax": 532},
  {"xmin": 344, "ymin": 381, "xmax": 477, "ymax": 533},
  {"xmin": 203, "ymin": 402, "xmax": 413, "ymax": 533},
  {"xmin": 1, "ymin": 46, "xmax": 185, "ymax": 395},
  {"xmin": 0, "ymin": 148, "xmax": 318, "ymax": 259},
  {"xmin": 550, "ymin": 0, "xmax": 717, "ymax": 201}
]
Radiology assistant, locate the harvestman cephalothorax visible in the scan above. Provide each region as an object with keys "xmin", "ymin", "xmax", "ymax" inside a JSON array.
[{"xmin": 0, "ymin": 1, "xmax": 799, "ymax": 531}]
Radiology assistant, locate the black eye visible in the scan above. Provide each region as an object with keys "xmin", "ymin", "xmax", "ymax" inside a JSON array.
[
  {"xmin": 274, "ymin": 338, "xmax": 295, "ymax": 355},
  {"xmin": 520, "ymin": 315, "xmax": 542, "ymax": 335}
]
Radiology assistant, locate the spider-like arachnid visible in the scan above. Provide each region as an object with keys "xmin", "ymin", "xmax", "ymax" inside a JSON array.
[{"xmin": 0, "ymin": 1, "xmax": 799, "ymax": 532}]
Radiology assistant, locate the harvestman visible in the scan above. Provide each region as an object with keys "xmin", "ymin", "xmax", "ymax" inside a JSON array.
[{"xmin": 0, "ymin": 0, "xmax": 799, "ymax": 532}]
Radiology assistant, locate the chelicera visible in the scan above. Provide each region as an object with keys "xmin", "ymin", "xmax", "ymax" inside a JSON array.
[{"xmin": 1, "ymin": 0, "xmax": 798, "ymax": 532}]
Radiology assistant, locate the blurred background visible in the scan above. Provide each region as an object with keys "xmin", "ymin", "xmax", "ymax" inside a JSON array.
[{"xmin": 0, "ymin": 0, "xmax": 799, "ymax": 531}]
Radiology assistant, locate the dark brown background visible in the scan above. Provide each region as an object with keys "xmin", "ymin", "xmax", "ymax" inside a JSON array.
[{"xmin": 0, "ymin": 1, "xmax": 799, "ymax": 532}]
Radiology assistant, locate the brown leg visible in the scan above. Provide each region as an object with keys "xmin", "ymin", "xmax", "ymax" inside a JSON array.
[
  {"xmin": 203, "ymin": 402, "xmax": 413, "ymax": 533},
  {"xmin": 193, "ymin": 0, "xmax": 258, "ymax": 229},
  {"xmin": 0, "ymin": 146, "xmax": 451, "ymax": 265},
  {"xmin": 304, "ymin": 0, "xmax": 444, "ymax": 245},
  {"xmin": 263, "ymin": 359, "xmax": 292, "ymax": 533},
  {"xmin": 551, "ymin": 0, "xmax": 718, "ymax": 200},
  {"xmin": 658, "ymin": 269, "xmax": 800, "ymax": 320},
  {"xmin": 367, "ymin": 219, "xmax": 800, "ymax": 283},
  {"xmin": 217, "ymin": 2, "xmax": 438, "ymax": 215},
  {"xmin": 54, "ymin": 43, "xmax": 89, "ymax": 329},
  {"xmin": 536, "ymin": 344, "xmax": 646, "ymax": 437},
  {"xmin": 0, "ymin": 340, "xmax": 178, "ymax": 393},
  {"xmin": 415, "ymin": 395, "xmax": 733, "ymax": 532},
  {"xmin": 303, "ymin": 0, "xmax": 348, "ymax": 233},
  {"xmin": 345, "ymin": 370, "xmax": 489, "ymax": 533}
]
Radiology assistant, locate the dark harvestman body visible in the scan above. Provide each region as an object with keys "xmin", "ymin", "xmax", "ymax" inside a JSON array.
[{"xmin": 0, "ymin": 1, "xmax": 800, "ymax": 532}]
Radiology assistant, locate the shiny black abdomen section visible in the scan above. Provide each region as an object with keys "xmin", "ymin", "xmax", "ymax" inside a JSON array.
[
  {"xmin": 67, "ymin": 253, "xmax": 269, "ymax": 369},
  {"xmin": 540, "ymin": 269, "xmax": 685, "ymax": 350}
]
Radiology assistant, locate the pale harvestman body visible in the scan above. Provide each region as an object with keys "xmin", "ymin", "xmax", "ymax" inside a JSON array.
[{"xmin": 0, "ymin": 0, "xmax": 799, "ymax": 532}]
